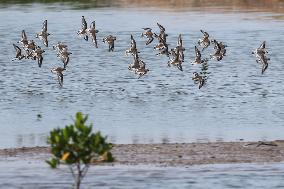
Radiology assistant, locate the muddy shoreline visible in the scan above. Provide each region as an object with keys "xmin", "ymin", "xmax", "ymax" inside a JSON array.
[{"xmin": 1, "ymin": 141, "xmax": 284, "ymax": 166}]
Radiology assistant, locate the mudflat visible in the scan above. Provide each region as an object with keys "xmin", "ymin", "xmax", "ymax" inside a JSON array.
[{"xmin": 1, "ymin": 141, "xmax": 284, "ymax": 166}]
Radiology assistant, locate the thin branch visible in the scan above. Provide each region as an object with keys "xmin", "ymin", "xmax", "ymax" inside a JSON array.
[
  {"xmin": 81, "ymin": 165, "xmax": 89, "ymax": 179},
  {"xmin": 69, "ymin": 166, "xmax": 76, "ymax": 180}
]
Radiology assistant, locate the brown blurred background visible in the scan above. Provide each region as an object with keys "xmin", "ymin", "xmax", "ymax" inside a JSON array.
[{"xmin": 1, "ymin": 0, "xmax": 284, "ymax": 12}]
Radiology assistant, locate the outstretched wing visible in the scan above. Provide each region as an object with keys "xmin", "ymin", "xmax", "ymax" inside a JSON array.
[
  {"xmin": 200, "ymin": 30, "xmax": 209, "ymax": 37},
  {"xmin": 13, "ymin": 44, "xmax": 21, "ymax": 52},
  {"xmin": 43, "ymin": 36, "xmax": 48, "ymax": 47},
  {"xmin": 81, "ymin": 16, "xmax": 87, "ymax": 30},
  {"xmin": 38, "ymin": 56, "xmax": 43, "ymax": 68},
  {"xmin": 259, "ymin": 41, "xmax": 266, "ymax": 49},
  {"xmin": 57, "ymin": 72, "xmax": 63, "ymax": 87},
  {"xmin": 90, "ymin": 21, "xmax": 95, "ymax": 29},
  {"xmin": 157, "ymin": 23, "xmax": 165, "ymax": 32},
  {"xmin": 42, "ymin": 20, "xmax": 47, "ymax": 32},
  {"xmin": 178, "ymin": 34, "xmax": 182, "ymax": 46},
  {"xmin": 21, "ymin": 30, "xmax": 27, "ymax": 40},
  {"xmin": 142, "ymin": 27, "xmax": 151, "ymax": 30},
  {"xmin": 195, "ymin": 46, "xmax": 201, "ymax": 58},
  {"xmin": 13, "ymin": 44, "xmax": 22, "ymax": 58}
]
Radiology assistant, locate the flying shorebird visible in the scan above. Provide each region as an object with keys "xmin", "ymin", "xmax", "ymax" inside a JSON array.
[
  {"xmin": 210, "ymin": 42, "xmax": 223, "ymax": 61},
  {"xmin": 36, "ymin": 20, "xmax": 50, "ymax": 47},
  {"xmin": 87, "ymin": 21, "xmax": 99, "ymax": 48},
  {"xmin": 58, "ymin": 48, "xmax": 72, "ymax": 68},
  {"xmin": 135, "ymin": 60, "xmax": 149, "ymax": 79},
  {"xmin": 252, "ymin": 41, "xmax": 270, "ymax": 74},
  {"xmin": 191, "ymin": 46, "xmax": 204, "ymax": 65},
  {"xmin": 141, "ymin": 28, "xmax": 154, "ymax": 45},
  {"xmin": 77, "ymin": 16, "xmax": 88, "ymax": 41},
  {"xmin": 198, "ymin": 30, "xmax": 210, "ymax": 51},
  {"xmin": 211, "ymin": 39, "xmax": 227, "ymax": 57},
  {"xmin": 192, "ymin": 72, "xmax": 205, "ymax": 89},
  {"xmin": 33, "ymin": 46, "xmax": 45, "ymax": 67},
  {"xmin": 53, "ymin": 42, "xmax": 68, "ymax": 52},
  {"xmin": 252, "ymin": 41, "xmax": 267, "ymax": 63},
  {"xmin": 51, "ymin": 67, "xmax": 65, "ymax": 87},
  {"xmin": 175, "ymin": 34, "xmax": 185, "ymax": 62},
  {"xmin": 103, "ymin": 35, "xmax": 116, "ymax": 52},
  {"xmin": 168, "ymin": 48, "xmax": 183, "ymax": 71},
  {"xmin": 153, "ymin": 33, "xmax": 169, "ymax": 57}
]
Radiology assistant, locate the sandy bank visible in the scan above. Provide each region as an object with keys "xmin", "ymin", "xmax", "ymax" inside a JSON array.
[{"xmin": 1, "ymin": 141, "xmax": 284, "ymax": 166}]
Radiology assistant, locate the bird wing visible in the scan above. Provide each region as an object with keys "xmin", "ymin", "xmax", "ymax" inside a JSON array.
[
  {"xmin": 82, "ymin": 17, "xmax": 87, "ymax": 30},
  {"xmin": 200, "ymin": 30, "xmax": 209, "ymax": 37},
  {"xmin": 13, "ymin": 43, "xmax": 21, "ymax": 52},
  {"xmin": 259, "ymin": 41, "xmax": 266, "ymax": 49},
  {"xmin": 90, "ymin": 21, "xmax": 95, "ymax": 29},
  {"xmin": 21, "ymin": 30, "xmax": 27, "ymax": 40},
  {"xmin": 57, "ymin": 72, "xmax": 63, "ymax": 87},
  {"xmin": 178, "ymin": 34, "xmax": 182, "ymax": 46},
  {"xmin": 157, "ymin": 23, "xmax": 165, "ymax": 32},
  {"xmin": 42, "ymin": 20, "xmax": 47, "ymax": 32},
  {"xmin": 195, "ymin": 46, "xmax": 201, "ymax": 58},
  {"xmin": 13, "ymin": 44, "xmax": 22, "ymax": 57},
  {"xmin": 142, "ymin": 27, "xmax": 151, "ymax": 30},
  {"xmin": 43, "ymin": 36, "xmax": 48, "ymax": 47},
  {"xmin": 37, "ymin": 56, "xmax": 43, "ymax": 68}
]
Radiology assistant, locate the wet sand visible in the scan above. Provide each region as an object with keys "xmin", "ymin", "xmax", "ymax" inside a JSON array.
[{"xmin": 1, "ymin": 141, "xmax": 284, "ymax": 166}]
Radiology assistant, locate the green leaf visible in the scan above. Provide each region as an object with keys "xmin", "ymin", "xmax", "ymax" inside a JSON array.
[{"xmin": 46, "ymin": 158, "xmax": 58, "ymax": 169}]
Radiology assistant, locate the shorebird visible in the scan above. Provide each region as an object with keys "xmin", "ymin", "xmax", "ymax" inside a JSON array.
[
  {"xmin": 12, "ymin": 44, "xmax": 25, "ymax": 60},
  {"xmin": 87, "ymin": 21, "xmax": 99, "ymax": 48},
  {"xmin": 141, "ymin": 28, "xmax": 154, "ymax": 45},
  {"xmin": 53, "ymin": 42, "xmax": 71, "ymax": 68},
  {"xmin": 168, "ymin": 48, "xmax": 183, "ymax": 71},
  {"xmin": 77, "ymin": 16, "xmax": 88, "ymax": 41},
  {"xmin": 210, "ymin": 42, "xmax": 223, "ymax": 61},
  {"xmin": 36, "ymin": 20, "xmax": 50, "ymax": 47},
  {"xmin": 191, "ymin": 46, "xmax": 204, "ymax": 65},
  {"xmin": 103, "ymin": 35, "xmax": 116, "ymax": 52},
  {"xmin": 53, "ymin": 42, "xmax": 68, "ymax": 52},
  {"xmin": 135, "ymin": 60, "xmax": 149, "ymax": 79},
  {"xmin": 252, "ymin": 41, "xmax": 270, "ymax": 74},
  {"xmin": 252, "ymin": 41, "xmax": 268, "ymax": 63},
  {"xmin": 58, "ymin": 48, "xmax": 72, "ymax": 68},
  {"xmin": 24, "ymin": 40, "xmax": 37, "ymax": 60},
  {"xmin": 33, "ymin": 46, "xmax": 45, "ymax": 67},
  {"xmin": 192, "ymin": 72, "xmax": 205, "ymax": 89},
  {"xmin": 24, "ymin": 40, "xmax": 36, "ymax": 51},
  {"xmin": 198, "ymin": 30, "xmax": 210, "ymax": 51},
  {"xmin": 175, "ymin": 34, "xmax": 185, "ymax": 62},
  {"xmin": 211, "ymin": 39, "xmax": 227, "ymax": 57},
  {"xmin": 51, "ymin": 67, "xmax": 65, "ymax": 87},
  {"xmin": 154, "ymin": 33, "xmax": 169, "ymax": 57}
]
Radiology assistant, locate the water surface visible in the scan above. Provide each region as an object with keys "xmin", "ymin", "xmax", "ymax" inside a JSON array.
[
  {"xmin": 1, "ymin": 4, "xmax": 284, "ymax": 148},
  {"xmin": 1, "ymin": 161, "xmax": 284, "ymax": 188}
]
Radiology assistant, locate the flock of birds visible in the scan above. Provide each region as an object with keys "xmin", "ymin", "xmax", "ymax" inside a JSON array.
[{"xmin": 12, "ymin": 16, "xmax": 270, "ymax": 89}]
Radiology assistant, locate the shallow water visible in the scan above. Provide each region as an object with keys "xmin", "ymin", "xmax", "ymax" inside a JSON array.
[
  {"xmin": 1, "ymin": 161, "xmax": 284, "ymax": 188},
  {"xmin": 1, "ymin": 4, "xmax": 284, "ymax": 148}
]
